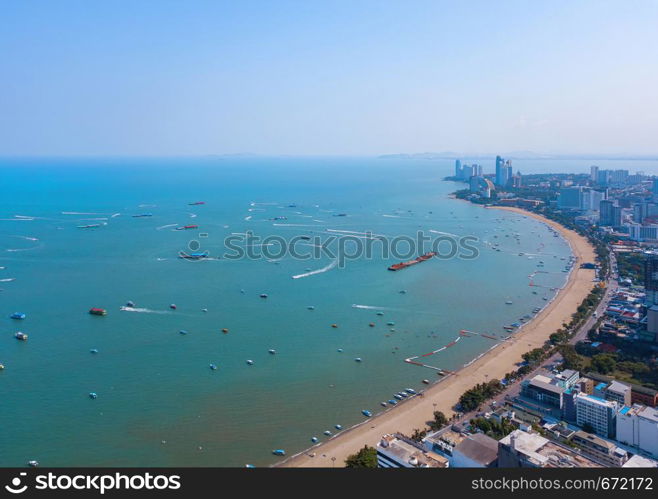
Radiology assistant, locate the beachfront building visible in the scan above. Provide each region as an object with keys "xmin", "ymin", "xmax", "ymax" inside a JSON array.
[
  {"xmin": 521, "ymin": 374, "xmax": 566, "ymax": 409},
  {"xmin": 498, "ymin": 430, "xmax": 601, "ymax": 468},
  {"xmin": 616, "ymin": 405, "xmax": 658, "ymax": 458},
  {"xmin": 422, "ymin": 427, "xmax": 498, "ymax": 468},
  {"xmin": 575, "ymin": 393, "xmax": 618, "ymax": 439},
  {"xmin": 376, "ymin": 434, "xmax": 449, "ymax": 468}
]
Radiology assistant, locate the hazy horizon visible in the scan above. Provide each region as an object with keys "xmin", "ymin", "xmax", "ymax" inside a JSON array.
[{"xmin": 2, "ymin": 0, "xmax": 657, "ymax": 157}]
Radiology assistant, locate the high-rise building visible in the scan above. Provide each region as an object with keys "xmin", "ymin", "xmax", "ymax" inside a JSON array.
[
  {"xmin": 495, "ymin": 156, "xmax": 506, "ymax": 186},
  {"xmin": 644, "ymin": 256, "xmax": 658, "ymax": 305},
  {"xmin": 455, "ymin": 159, "xmax": 462, "ymax": 178},
  {"xmin": 599, "ymin": 200, "xmax": 622, "ymax": 226},
  {"xmin": 558, "ymin": 186, "xmax": 583, "ymax": 210},
  {"xmin": 591, "ymin": 165, "xmax": 599, "ymax": 182},
  {"xmin": 575, "ymin": 393, "xmax": 618, "ymax": 439}
]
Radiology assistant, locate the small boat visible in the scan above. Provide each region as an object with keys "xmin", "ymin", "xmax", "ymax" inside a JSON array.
[
  {"xmin": 27, "ymin": 460, "xmax": 39, "ymax": 467},
  {"xmin": 245, "ymin": 464, "xmax": 255, "ymax": 468},
  {"xmin": 388, "ymin": 399, "xmax": 398, "ymax": 405},
  {"xmin": 405, "ymin": 388, "xmax": 416, "ymax": 395},
  {"xmin": 399, "ymin": 290, "xmax": 407, "ymax": 294},
  {"xmin": 354, "ymin": 357, "xmax": 362, "ymax": 362},
  {"xmin": 188, "ymin": 201, "xmax": 205, "ymax": 206},
  {"xmin": 505, "ymin": 301, "xmax": 513, "ymax": 305},
  {"xmin": 311, "ymin": 437, "xmax": 318, "ymax": 443},
  {"xmin": 398, "ymin": 392, "xmax": 408, "ymax": 398},
  {"xmin": 300, "ymin": 235, "xmax": 311, "ymax": 240},
  {"xmin": 369, "ymin": 323, "xmax": 375, "ymax": 327},
  {"xmin": 89, "ymin": 392, "xmax": 97, "ymax": 399},
  {"xmin": 179, "ymin": 330, "xmax": 188, "ymax": 335},
  {"xmin": 246, "ymin": 359, "xmax": 254, "ymax": 365},
  {"xmin": 422, "ymin": 379, "xmax": 430, "ymax": 384},
  {"xmin": 386, "ymin": 321, "xmax": 395, "ymax": 326},
  {"xmin": 125, "ymin": 301, "xmax": 135, "ymax": 308},
  {"xmin": 89, "ymin": 308, "xmax": 107, "ymax": 316},
  {"xmin": 202, "ymin": 308, "xmax": 208, "ymax": 313},
  {"xmin": 169, "ymin": 304, "xmax": 177, "ymax": 310},
  {"xmin": 0, "ymin": 363, "xmax": 5, "ymax": 370},
  {"xmin": 260, "ymin": 293, "xmax": 268, "ymax": 299},
  {"xmin": 376, "ymin": 312, "xmax": 384, "ymax": 316},
  {"xmin": 175, "ymin": 224, "xmax": 199, "ymax": 230},
  {"xmin": 178, "ymin": 251, "xmax": 209, "ymax": 260},
  {"xmin": 307, "ymin": 306, "xmax": 315, "ymax": 310},
  {"xmin": 268, "ymin": 349, "xmax": 276, "ymax": 355},
  {"xmin": 222, "ymin": 328, "xmax": 229, "ymax": 333},
  {"xmin": 272, "ymin": 449, "xmax": 286, "ymax": 456},
  {"xmin": 380, "ymin": 402, "xmax": 387, "ymax": 407},
  {"xmin": 331, "ymin": 324, "xmax": 338, "ymax": 328},
  {"xmin": 10, "ymin": 312, "xmax": 26, "ymax": 320},
  {"xmin": 335, "ymin": 424, "xmax": 342, "ymax": 430},
  {"xmin": 77, "ymin": 224, "xmax": 102, "ymax": 229},
  {"xmin": 323, "ymin": 430, "xmax": 332, "ymax": 436},
  {"xmin": 337, "ymin": 348, "xmax": 343, "ymax": 353},
  {"xmin": 90, "ymin": 348, "xmax": 99, "ymax": 354},
  {"xmin": 394, "ymin": 394, "xmax": 403, "ymax": 400},
  {"xmin": 14, "ymin": 332, "xmax": 28, "ymax": 341},
  {"xmin": 361, "ymin": 410, "xmax": 372, "ymax": 417},
  {"xmin": 209, "ymin": 364, "xmax": 217, "ymax": 370},
  {"xmin": 132, "ymin": 213, "xmax": 153, "ymax": 218}
]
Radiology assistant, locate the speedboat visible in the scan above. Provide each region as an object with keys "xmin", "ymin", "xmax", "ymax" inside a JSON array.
[
  {"xmin": 307, "ymin": 306, "xmax": 315, "ymax": 310},
  {"xmin": 422, "ymin": 379, "xmax": 430, "ymax": 384},
  {"xmin": 380, "ymin": 402, "xmax": 387, "ymax": 407},
  {"xmin": 398, "ymin": 392, "xmax": 408, "ymax": 398},
  {"xmin": 311, "ymin": 437, "xmax": 318, "ymax": 443},
  {"xmin": 246, "ymin": 360, "xmax": 254, "ymax": 365},
  {"xmin": 335, "ymin": 424, "xmax": 342, "ymax": 430},
  {"xmin": 272, "ymin": 449, "xmax": 286, "ymax": 456},
  {"xmin": 361, "ymin": 410, "xmax": 372, "ymax": 417},
  {"xmin": 209, "ymin": 364, "xmax": 217, "ymax": 370},
  {"xmin": 405, "ymin": 388, "xmax": 417, "ymax": 395},
  {"xmin": 169, "ymin": 304, "xmax": 177, "ymax": 310},
  {"xmin": 323, "ymin": 430, "xmax": 332, "ymax": 436},
  {"xmin": 10, "ymin": 312, "xmax": 26, "ymax": 320},
  {"xmin": 14, "ymin": 332, "xmax": 28, "ymax": 341},
  {"xmin": 89, "ymin": 392, "xmax": 97, "ymax": 399},
  {"xmin": 125, "ymin": 301, "xmax": 135, "ymax": 308},
  {"xmin": 179, "ymin": 330, "xmax": 188, "ymax": 335},
  {"xmin": 394, "ymin": 394, "xmax": 403, "ymax": 400},
  {"xmin": 376, "ymin": 312, "xmax": 384, "ymax": 316},
  {"xmin": 89, "ymin": 348, "xmax": 99, "ymax": 354},
  {"xmin": 354, "ymin": 357, "xmax": 362, "ymax": 362},
  {"xmin": 89, "ymin": 308, "xmax": 107, "ymax": 316},
  {"xmin": 337, "ymin": 348, "xmax": 343, "ymax": 353},
  {"xmin": 268, "ymin": 349, "xmax": 276, "ymax": 355},
  {"xmin": 260, "ymin": 294, "xmax": 268, "ymax": 299},
  {"xmin": 28, "ymin": 460, "xmax": 39, "ymax": 467},
  {"xmin": 388, "ymin": 399, "xmax": 398, "ymax": 405}
]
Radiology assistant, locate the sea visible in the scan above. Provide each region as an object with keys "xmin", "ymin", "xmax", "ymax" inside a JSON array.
[{"xmin": 0, "ymin": 156, "xmax": 654, "ymax": 467}]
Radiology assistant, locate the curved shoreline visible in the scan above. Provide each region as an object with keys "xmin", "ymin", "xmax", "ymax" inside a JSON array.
[{"xmin": 278, "ymin": 205, "xmax": 596, "ymax": 468}]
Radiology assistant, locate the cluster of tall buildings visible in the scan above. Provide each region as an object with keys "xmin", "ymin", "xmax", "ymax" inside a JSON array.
[{"xmin": 454, "ymin": 156, "xmax": 522, "ymax": 199}]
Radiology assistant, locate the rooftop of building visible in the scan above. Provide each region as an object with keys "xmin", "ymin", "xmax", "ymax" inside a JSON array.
[
  {"xmin": 378, "ymin": 434, "xmax": 449, "ymax": 468},
  {"xmin": 453, "ymin": 433, "xmax": 499, "ymax": 467},
  {"xmin": 500, "ymin": 430, "xmax": 601, "ymax": 468},
  {"xmin": 619, "ymin": 404, "xmax": 658, "ymax": 422},
  {"xmin": 623, "ymin": 455, "xmax": 658, "ymax": 468},
  {"xmin": 572, "ymin": 431, "xmax": 623, "ymax": 454},
  {"xmin": 607, "ymin": 380, "xmax": 631, "ymax": 394}
]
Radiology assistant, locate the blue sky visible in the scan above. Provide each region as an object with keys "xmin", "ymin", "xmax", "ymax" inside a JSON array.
[{"xmin": 1, "ymin": 0, "xmax": 657, "ymax": 156}]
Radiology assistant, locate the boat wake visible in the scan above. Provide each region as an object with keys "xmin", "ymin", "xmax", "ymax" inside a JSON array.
[
  {"xmin": 429, "ymin": 230, "xmax": 460, "ymax": 238},
  {"xmin": 119, "ymin": 306, "xmax": 171, "ymax": 314},
  {"xmin": 291, "ymin": 259, "xmax": 338, "ymax": 279},
  {"xmin": 0, "ymin": 278, "xmax": 15, "ymax": 282},
  {"xmin": 156, "ymin": 224, "xmax": 177, "ymax": 230}
]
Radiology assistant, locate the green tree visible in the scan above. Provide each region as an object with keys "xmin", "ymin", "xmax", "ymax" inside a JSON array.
[
  {"xmin": 345, "ymin": 445, "xmax": 377, "ymax": 468},
  {"xmin": 591, "ymin": 354, "xmax": 617, "ymax": 374}
]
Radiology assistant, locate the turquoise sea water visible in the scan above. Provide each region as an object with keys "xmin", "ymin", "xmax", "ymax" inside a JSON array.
[{"xmin": 0, "ymin": 157, "xmax": 585, "ymax": 466}]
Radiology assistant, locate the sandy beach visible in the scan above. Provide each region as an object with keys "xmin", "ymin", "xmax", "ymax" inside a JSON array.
[{"xmin": 279, "ymin": 205, "xmax": 597, "ymax": 468}]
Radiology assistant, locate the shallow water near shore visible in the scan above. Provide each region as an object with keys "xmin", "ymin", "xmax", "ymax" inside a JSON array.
[{"xmin": 0, "ymin": 157, "xmax": 574, "ymax": 466}]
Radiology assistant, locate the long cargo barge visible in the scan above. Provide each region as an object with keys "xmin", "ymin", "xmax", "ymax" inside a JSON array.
[{"xmin": 387, "ymin": 251, "xmax": 436, "ymax": 271}]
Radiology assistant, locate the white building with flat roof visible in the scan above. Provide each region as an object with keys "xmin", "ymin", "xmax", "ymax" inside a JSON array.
[
  {"xmin": 376, "ymin": 434, "xmax": 449, "ymax": 468},
  {"xmin": 575, "ymin": 393, "xmax": 618, "ymax": 438},
  {"xmin": 617, "ymin": 405, "xmax": 658, "ymax": 458}
]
